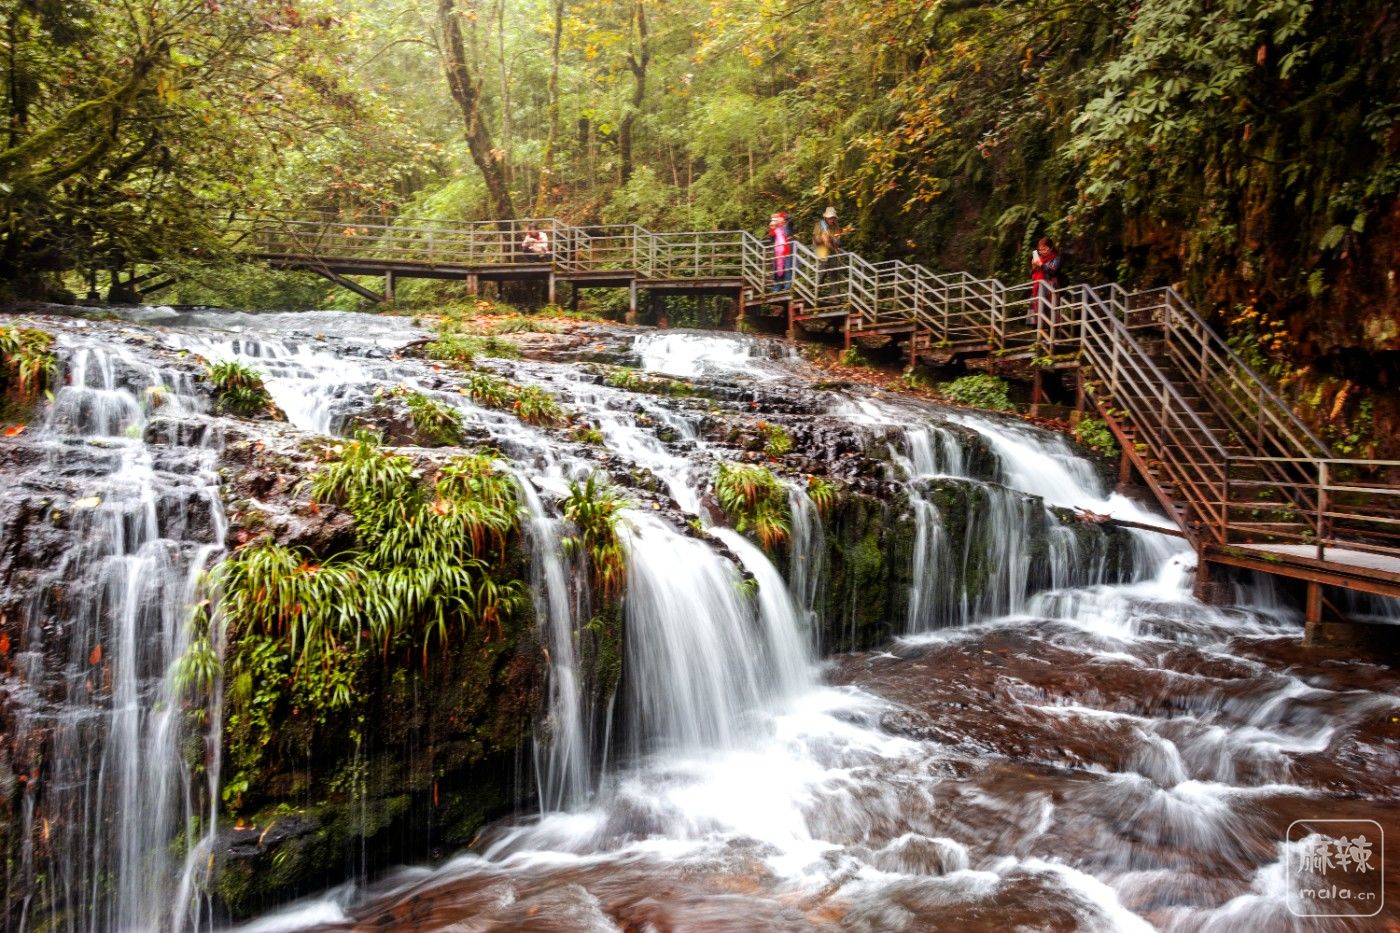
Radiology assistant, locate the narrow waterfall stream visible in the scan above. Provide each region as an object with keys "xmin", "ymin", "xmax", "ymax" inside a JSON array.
[{"xmin": 1, "ymin": 311, "xmax": 1395, "ymax": 931}]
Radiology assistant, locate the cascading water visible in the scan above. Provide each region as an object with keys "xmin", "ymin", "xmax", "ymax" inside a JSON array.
[
  {"xmin": 4, "ymin": 314, "xmax": 1394, "ymax": 931},
  {"xmin": 6, "ymin": 336, "xmax": 226, "ymax": 931}
]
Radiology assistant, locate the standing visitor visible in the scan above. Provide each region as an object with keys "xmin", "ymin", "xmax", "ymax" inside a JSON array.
[
  {"xmin": 1029, "ymin": 236, "xmax": 1060, "ymax": 320},
  {"xmin": 769, "ymin": 212, "xmax": 792, "ymax": 292},
  {"xmin": 813, "ymin": 206, "xmax": 842, "ymax": 286}
]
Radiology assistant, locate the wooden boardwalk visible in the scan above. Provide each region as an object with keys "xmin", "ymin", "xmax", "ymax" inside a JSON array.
[{"xmin": 226, "ymin": 211, "xmax": 1400, "ymax": 627}]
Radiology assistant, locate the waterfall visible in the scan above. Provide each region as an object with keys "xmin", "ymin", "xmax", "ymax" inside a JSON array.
[
  {"xmin": 12, "ymin": 339, "xmax": 226, "ymax": 931},
  {"xmin": 514, "ymin": 473, "xmax": 594, "ymax": 813},
  {"xmin": 785, "ymin": 483, "xmax": 826, "ymax": 637},
  {"xmin": 617, "ymin": 511, "xmax": 809, "ymax": 754},
  {"xmin": 14, "ymin": 321, "xmax": 1383, "ymax": 933}
]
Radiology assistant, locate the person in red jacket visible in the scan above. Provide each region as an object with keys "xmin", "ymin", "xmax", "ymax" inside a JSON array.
[
  {"xmin": 1029, "ymin": 236, "xmax": 1061, "ymax": 321},
  {"xmin": 768, "ymin": 212, "xmax": 792, "ymax": 292}
]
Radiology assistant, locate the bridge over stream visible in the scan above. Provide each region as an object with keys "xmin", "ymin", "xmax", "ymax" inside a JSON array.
[{"xmin": 214, "ymin": 211, "xmax": 1400, "ymax": 638}]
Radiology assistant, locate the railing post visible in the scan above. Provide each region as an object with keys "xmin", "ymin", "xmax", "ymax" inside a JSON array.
[
  {"xmin": 1316, "ymin": 460, "xmax": 1328, "ymax": 560},
  {"xmin": 1220, "ymin": 456, "xmax": 1230, "ymax": 543}
]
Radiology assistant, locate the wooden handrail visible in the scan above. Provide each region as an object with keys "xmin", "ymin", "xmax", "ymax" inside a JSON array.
[{"xmin": 222, "ymin": 209, "xmax": 1400, "ymax": 566}]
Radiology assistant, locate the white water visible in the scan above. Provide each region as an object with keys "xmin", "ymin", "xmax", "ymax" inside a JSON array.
[
  {"xmin": 11, "ymin": 320, "xmax": 1392, "ymax": 931},
  {"xmin": 11, "ymin": 339, "xmax": 227, "ymax": 931},
  {"xmin": 632, "ymin": 330, "xmax": 795, "ymax": 381}
]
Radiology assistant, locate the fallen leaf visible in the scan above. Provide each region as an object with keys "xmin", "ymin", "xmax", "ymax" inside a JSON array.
[
  {"xmin": 0, "ymin": 632, "xmax": 9, "ymax": 655},
  {"xmin": 74, "ymin": 496, "xmax": 102, "ymax": 509},
  {"xmin": 3, "ymin": 424, "xmax": 26, "ymax": 436},
  {"xmin": 89, "ymin": 644, "xmax": 102, "ymax": 665}
]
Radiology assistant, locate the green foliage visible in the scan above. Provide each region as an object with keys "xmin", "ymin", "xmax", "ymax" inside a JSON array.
[
  {"xmin": 570, "ymin": 423, "xmax": 606, "ymax": 446},
  {"xmin": 0, "ymin": 326, "xmax": 56, "ymax": 402},
  {"xmin": 403, "ymin": 390, "xmax": 464, "ymax": 447},
  {"xmin": 838, "ymin": 346, "xmax": 869, "ymax": 368},
  {"xmin": 604, "ymin": 367, "xmax": 694, "ymax": 397},
  {"xmin": 1073, "ymin": 418, "xmax": 1120, "ymax": 459},
  {"xmin": 900, "ymin": 370, "xmax": 931, "ymax": 392},
  {"xmin": 426, "ymin": 332, "xmax": 523, "ymax": 368},
  {"xmin": 513, "ymin": 385, "xmax": 566, "ymax": 427},
  {"xmin": 758, "ymin": 422, "xmax": 793, "ymax": 458},
  {"xmin": 195, "ymin": 433, "xmax": 529, "ymax": 806},
  {"xmin": 937, "ymin": 374, "xmax": 1015, "ymax": 412},
  {"xmin": 457, "ymin": 371, "xmax": 566, "ymax": 427},
  {"xmin": 426, "ymin": 335, "xmax": 478, "ymax": 368},
  {"xmin": 713, "ymin": 462, "xmax": 790, "ymax": 551},
  {"xmin": 205, "ymin": 360, "xmax": 276, "ymax": 418},
  {"xmin": 806, "ymin": 476, "xmax": 836, "ymax": 517},
  {"xmin": 463, "ymin": 372, "xmax": 515, "ymax": 409},
  {"xmin": 561, "ymin": 474, "xmax": 632, "ymax": 596}
]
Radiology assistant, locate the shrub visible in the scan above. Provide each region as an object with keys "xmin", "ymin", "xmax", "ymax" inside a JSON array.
[
  {"xmin": 1073, "ymin": 417, "xmax": 1120, "ymax": 459},
  {"xmin": 206, "ymin": 360, "xmax": 277, "ymax": 418},
  {"xmin": 806, "ymin": 476, "xmax": 836, "ymax": 516},
  {"xmin": 838, "ymin": 346, "xmax": 869, "ymax": 368},
  {"xmin": 513, "ymin": 385, "xmax": 565, "ymax": 427},
  {"xmin": 403, "ymin": 390, "xmax": 464, "ymax": 446},
  {"xmin": 714, "ymin": 461, "xmax": 790, "ymax": 550},
  {"xmin": 758, "ymin": 421, "xmax": 793, "ymax": 458},
  {"xmin": 937, "ymin": 374, "xmax": 1015, "ymax": 412},
  {"xmin": 0, "ymin": 326, "xmax": 55, "ymax": 402},
  {"xmin": 561, "ymin": 473, "xmax": 632, "ymax": 596},
  {"xmin": 604, "ymin": 367, "xmax": 693, "ymax": 396}
]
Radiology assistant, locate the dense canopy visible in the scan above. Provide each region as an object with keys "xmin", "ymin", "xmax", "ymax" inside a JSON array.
[{"xmin": 2, "ymin": 0, "xmax": 1397, "ymax": 444}]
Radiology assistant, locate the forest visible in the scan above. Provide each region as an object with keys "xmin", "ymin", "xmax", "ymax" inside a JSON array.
[{"xmin": 1, "ymin": 0, "xmax": 1397, "ymax": 442}]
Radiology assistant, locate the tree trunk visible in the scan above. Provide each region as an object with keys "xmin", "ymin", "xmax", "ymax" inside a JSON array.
[
  {"xmin": 494, "ymin": 0, "xmax": 512, "ymax": 189},
  {"xmin": 618, "ymin": 0, "xmax": 648, "ymax": 185},
  {"xmin": 533, "ymin": 0, "xmax": 564, "ymax": 215},
  {"xmin": 437, "ymin": 0, "xmax": 515, "ymax": 220}
]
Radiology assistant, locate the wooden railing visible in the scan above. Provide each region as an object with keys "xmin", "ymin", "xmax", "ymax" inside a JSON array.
[{"xmin": 227, "ymin": 210, "xmax": 1400, "ymax": 568}]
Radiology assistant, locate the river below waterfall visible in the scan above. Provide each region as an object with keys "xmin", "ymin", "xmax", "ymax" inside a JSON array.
[{"xmin": 1, "ymin": 306, "xmax": 1395, "ymax": 932}]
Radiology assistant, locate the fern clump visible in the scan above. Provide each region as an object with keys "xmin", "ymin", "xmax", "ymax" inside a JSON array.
[
  {"xmin": 561, "ymin": 473, "xmax": 632, "ymax": 596},
  {"xmin": 206, "ymin": 359, "xmax": 277, "ymax": 418},
  {"xmin": 937, "ymin": 374, "xmax": 1015, "ymax": 412},
  {"xmin": 216, "ymin": 435, "xmax": 523, "ymax": 683},
  {"xmin": 426, "ymin": 332, "xmax": 522, "ymax": 369},
  {"xmin": 758, "ymin": 421, "xmax": 793, "ymax": 458},
  {"xmin": 0, "ymin": 326, "xmax": 56, "ymax": 403},
  {"xmin": 604, "ymin": 367, "xmax": 693, "ymax": 397},
  {"xmin": 513, "ymin": 385, "xmax": 565, "ymax": 426},
  {"xmin": 194, "ymin": 434, "xmax": 529, "ymax": 808},
  {"xmin": 806, "ymin": 475, "xmax": 836, "ymax": 516},
  {"xmin": 460, "ymin": 372, "xmax": 566, "ymax": 427},
  {"xmin": 714, "ymin": 461, "xmax": 791, "ymax": 551},
  {"xmin": 403, "ymin": 390, "xmax": 464, "ymax": 446}
]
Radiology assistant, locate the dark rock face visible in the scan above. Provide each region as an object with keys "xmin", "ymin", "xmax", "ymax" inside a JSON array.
[{"xmin": 2, "ymin": 309, "xmax": 1147, "ymax": 927}]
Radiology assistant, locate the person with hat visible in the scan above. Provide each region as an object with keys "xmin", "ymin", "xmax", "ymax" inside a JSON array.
[{"xmin": 813, "ymin": 206, "xmax": 842, "ymax": 287}]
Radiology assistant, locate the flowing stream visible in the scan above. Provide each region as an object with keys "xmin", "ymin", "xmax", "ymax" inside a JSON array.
[{"xmin": 2, "ymin": 311, "xmax": 1395, "ymax": 931}]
